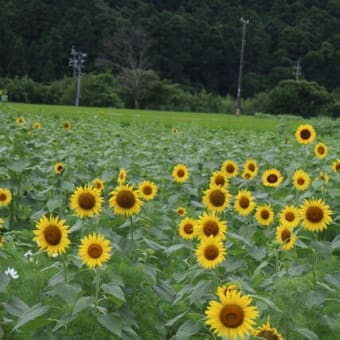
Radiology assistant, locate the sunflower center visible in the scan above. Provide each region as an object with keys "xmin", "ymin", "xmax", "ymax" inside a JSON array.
[
  {"xmin": 239, "ymin": 196, "xmax": 250, "ymax": 208},
  {"xmin": 177, "ymin": 208, "xmax": 185, "ymax": 215},
  {"xmin": 261, "ymin": 209, "xmax": 270, "ymax": 219},
  {"xmin": 215, "ymin": 175, "xmax": 225, "ymax": 186},
  {"xmin": 256, "ymin": 330, "xmax": 279, "ymax": 340},
  {"xmin": 244, "ymin": 172, "xmax": 251, "ymax": 179},
  {"xmin": 306, "ymin": 206, "xmax": 323, "ymax": 223},
  {"xmin": 0, "ymin": 193, "xmax": 6, "ymax": 201},
  {"xmin": 203, "ymin": 221, "xmax": 219, "ymax": 236},
  {"xmin": 78, "ymin": 193, "xmax": 96, "ymax": 210},
  {"xmin": 267, "ymin": 174, "xmax": 278, "ymax": 183},
  {"xmin": 117, "ymin": 190, "xmax": 136, "ymax": 208},
  {"xmin": 285, "ymin": 212, "xmax": 295, "ymax": 222},
  {"xmin": 88, "ymin": 243, "xmax": 103, "ymax": 258},
  {"xmin": 317, "ymin": 146, "xmax": 325, "ymax": 154},
  {"xmin": 209, "ymin": 190, "xmax": 226, "ymax": 207},
  {"xmin": 183, "ymin": 223, "xmax": 194, "ymax": 234},
  {"xmin": 57, "ymin": 165, "xmax": 64, "ymax": 172},
  {"xmin": 44, "ymin": 225, "xmax": 62, "ymax": 245},
  {"xmin": 226, "ymin": 164, "xmax": 235, "ymax": 173},
  {"xmin": 143, "ymin": 186, "xmax": 152, "ymax": 195},
  {"xmin": 248, "ymin": 163, "xmax": 255, "ymax": 171},
  {"xmin": 220, "ymin": 304, "xmax": 244, "ymax": 328},
  {"xmin": 177, "ymin": 169, "xmax": 185, "ymax": 178},
  {"xmin": 204, "ymin": 245, "xmax": 219, "ymax": 260},
  {"xmin": 281, "ymin": 229, "xmax": 291, "ymax": 242},
  {"xmin": 300, "ymin": 129, "xmax": 311, "ymax": 139},
  {"xmin": 297, "ymin": 178, "xmax": 305, "ymax": 185},
  {"xmin": 336, "ymin": 163, "xmax": 340, "ymax": 172}
]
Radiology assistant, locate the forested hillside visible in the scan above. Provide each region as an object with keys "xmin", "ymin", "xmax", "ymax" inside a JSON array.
[{"xmin": 1, "ymin": 0, "xmax": 340, "ymax": 98}]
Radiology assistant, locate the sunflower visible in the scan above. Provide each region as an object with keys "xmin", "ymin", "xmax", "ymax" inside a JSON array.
[
  {"xmin": 33, "ymin": 215, "xmax": 70, "ymax": 256},
  {"xmin": 205, "ymin": 290, "xmax": 259, "ymax": 340},
  {"xmin": 319, "ymin": 171, "xmax": 329, "ymax": 183},
  {"xmin": 210, "ymin": 171, "xmax": 228, "ymax": 188},
  {"xmin": 255, "ymin": 204, "xmax": 274, "ymax": 226},
  {"xmin": 253, "ymin": 318, "xmax": 283, "ymax": 340},
  {"xmin": 172, "ymin": 164, "xmax": 189, "ymax": 183},
  {"xmin": 241, "ymin": 170, "xmax": 255, "ymax": 180},
  {"xmin": 176, "ymin": 207, "xmax": 187, "ymax": 216},
  {"xmin": 262, "ymin": 169, "xmax": 283, "ymax": 188},
  {"xmin": 63, "ymin": 121, "xmax": 71, "ymax": 129},
  {"xmin": 196, "ymin": 212, "xmax": 227, "ymax": 241},
  {"xmin": 216, "ymin": 283, "xmax": 239, "ymax": 300},
  {"xmin": 0, "ymin": 188, "xmax": 12, "ymax": 206},
  {"xmin": 221, "ymin": 160, "xmax": 239, "ymax": 178},
  {"xmin": 276, "ymin": 224, "xmax": 297, "ymax": 250},
  {"xmin": 54, "ymin": 162, "xmax": 65, "ymax": 175},
  {"xmin": 70, "ymin": 185, "xmax": 103, "ymax": 219},
  {"xmin": 202, "ymin": 185, "xmax": 231, "ymax": 213},
  {"xmin": 279, "ymin": 205, "xmax": 300, "ymax": 228},
  {"xmin": 299, "ymin": 198, "xmax": 332, "ymax": 232},
  {"xmin": 332, "ymin": 159, "xmax": 340, "ymax": 174},
  {"xmin": 16, "ymin": 116, "xmax": 25, "ymax": 126},
  {"xmin": 171, "ymin": 128, "xmax": 178, "ymax": 134},
  {"xmin": 0, "ymin": 217, "xmax": 4, "ymax": 230},
  {"xmin": 178, "ymin": 217, "xmax": 197, "ymax": 240},
  {"xmin": 234, "ymin": 190, "xmax": 256, "ymax": 216},
  {"xmin": 292, "ymin": 169, "xmax": 311, "ymax": 191},
  {"xmin": 196, "ymin": 236, "xmax": 226, "ymax": 269},
  {"xmin": 314, "ymin": 142, "xmax": 328, "ymax": 159},
  {"xmin": 295, "ymin": 124, "xmax": 316, "ymax": 144},
  {"xmin": 0, "ymin": 236, "xmax": 3, "ymax": 248},
  {"xmin": 93, "ymin": 178, "xmax": 104, "ymax": 192},
  {"xmin": 78, "ymin": 233, "xmax": 111, "ymax": 269},
  {"xmin": 117, "ymin": 168, "xmax": 127, "ymax": 185},
  {"xmin": 109, "ymin": 184, "xmax": 143, "ymax": 217},
  {"xmin": 244, "ymin": 159, "xmax": 259, "ymax": 176},
  {"xmin": 33, "ymin": 122, "xmax": 42, "ymax": 129},
  {"xmin": 138, "ymin": 180, "xmax": 157, "ymax": 201}
]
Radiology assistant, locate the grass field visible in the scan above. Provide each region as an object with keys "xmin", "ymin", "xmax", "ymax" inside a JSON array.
[{"xmin": 0, "ymin": 102, "xmax": 339, "ymax": 340}]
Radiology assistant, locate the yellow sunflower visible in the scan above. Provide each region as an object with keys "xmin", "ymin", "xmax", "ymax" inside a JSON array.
[
  {"xmin": 176, "ymin": 207, "xmax": 187, "ymax": 216},
  {"xmin": 234, "ymin": 190, "xmax": 256, "ymax": 216},
  {"xmin": 319, "ymin": 171, "xmax": 329, "ymax": 183},
  {"xmin": 0, "ymin": 188, "xmax": 12, "ymax": 206},
  {"xmin": 0, "ymin": 236, "xmax": 3, "ymax": 248},
  {"xmin": 0, "ymin": 217, "xmax": 4, "ymax": 230},
  {"xmin": 117, "ymin": 168, "xmax": 127, "ymax": 185},
  {"xmin": 196, "ymin": 212, "xmax": 227, "ymax": 241},
  {"xmin": 221, "ymin": 160, "xmax": 239, "ymax": 178},
  {"xmin": 171, "ymin": 128, "xmax": 178, "ymax": 134},
  {"xmin": 205, "ymin": 290, "xmax": 259, "ymax": 340},
  {"xmin": 109, "ymin": 184, "xmax": 143, "ymax": 217},
  {"xmin": 241, "ymin": 170, "xmax": 255, "ymax": 180},
  {"xmin": 33, "ymin": 122, "xmax": 42, "ymax": 129},
  {"xmin": 202, "ymin": 185, "xmax": 231, "ymax": 213},
  {"xmin": 332, "ymin": 159, "xmax": 340, "ymax": 174},
  {"xmin": 216, "ymin": 283, "xmax": 239, "ymax": 300},
  {"xmin": 70, "ymin": 185, "xmax": 103, "ymax": 219},
  {"xmin": 262, "ymin": 168, "xmax": 283, "ymax": 187},
  {"xmin": 292, "ymin": 169, "xmax": 311, "ymax": 191},
  {"xmin": 178, "ymin": 217, "xmax": 197, "ymax": 240},
  {"xmin": 63, "ymin": 121, "xmax": 71, "ymax": 129},
  {"xmin": 276, "ymin": 224, "xmax": 297, "ymax": 250},
  {"xmin": 93, "ymin": 178, "xmax": 104, "ymax": 192},
  {"xmin": 244, "ymin": 159, "xmax": 259, "ymax": 176},
  {"xmin": 33, "ymin": 215, "xmax": 70, "ymax": 256},
  {"xmin": 138, "ymin": 180, "xmax": 157, "ymax": 201},
  {"xmin": 54, "ymin": 162, "xmax": 65, "ymax": 175},
  {"xmin": 196, "ymin": 236, "xmax": 226, "ymax": 269},
  {"xmin": 314, "ymin": 142, "xmax": 328, "ymax": 159},
  {"xmin": 255, "ymin": 204, "xmax": 274, "ymax": 226},
  {"xmin": 210, "ymin": 171, "xmax": 229, "ymax": 188},
  {"xmin": 279, "ymin": 205, "xmax": 300, "ymax": 228},
  {"xmin": 295, "ymin": 124, "xmax": 316, "ymax": 144},
  {"xmin": 16, "ymin": 116, "xmax": 25, "ymax": 126},
  {"xmin": 78, "ymin": 233, "xmax": 111, "ymax": 269},
  {"xmin": 299, "ymin": 198, "xmax": 332, "ymax": 232},
  {"xmin": 172, "ymin": 164, "xmax": 189, "ymax": 183},
  {"xmin": 253, "ymin": 317, "xmax": 283, "ymax": 340}
]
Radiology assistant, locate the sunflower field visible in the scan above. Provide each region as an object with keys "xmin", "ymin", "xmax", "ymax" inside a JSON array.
[{"xmin": 0, "ymin": 103, "xmax": 339, "ymax": 340}]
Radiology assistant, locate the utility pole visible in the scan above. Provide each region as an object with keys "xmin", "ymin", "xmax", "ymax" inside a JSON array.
[
  {"xmin": 293, "ymin": 59, "xmax": 301, "ymax": 81},
  {"xmin": 69, "ymin": 46, "xmax": 87, "ymax": 106},
  {"xmin": 235, "ymin": 17, "xmax": 249, "ymax": 116}
]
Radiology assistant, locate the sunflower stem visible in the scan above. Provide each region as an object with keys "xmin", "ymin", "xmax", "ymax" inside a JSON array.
[
  {"xmin": 95, "ymin": 267, "xmax": 100, "ymax": 308},
  {"xmin": 312, "ymin": 234, "xmax": 318, "ymax": 289},
  {"xmin": 61, "ymin": 254, "xmax": 68, "ymax": 284},
  {"xmin": 130, "ymin": 216, "xmax": 134, "ymax": 241}
]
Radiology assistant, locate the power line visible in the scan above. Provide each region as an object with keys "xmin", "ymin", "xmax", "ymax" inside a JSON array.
[{"xmin": 293, "ymin": 59, "xmax": 302, "ymax": 81}]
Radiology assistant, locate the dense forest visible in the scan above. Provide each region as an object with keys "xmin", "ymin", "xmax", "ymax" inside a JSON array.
[{"xmin": 1, "ymin": 0, "xmax": 340, "ymax": 111}]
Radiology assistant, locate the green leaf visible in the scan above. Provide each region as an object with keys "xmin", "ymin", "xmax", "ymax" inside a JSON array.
[
  {"xmin": 2, "ymin": 296, "xmax": 29, "ymax": 317},
  {"xmin": 332, "ymin": 234, "xmax": 340, "ymax": 250},
  {"xmin": 305, "ymin": 290, "xmax": 325, "ymax": 310},
  {"xmin": 228, "ymin": 232, "xmax": 253, "ymax": 247},
  {"xmin": 47, "ymin": 198, "xmax": 61, "ymax": 212},
  {"xmin": 171, "ymin": 320, "xmax": 201, "ymax": 339},
  {"xmin": 97, "ymin": 313, "xmax": 122, "ymax": 337},
  {"xmin": 249, "ymin": 246, "xmax": 266, "ymax": 261},
  {"xmin": 288, "ymin": 263, "xmax": 312, "ymax": 276},
  {"xmin": 7, "ymin": 159, "xmax": 29, "ymax": 173},
  {"xmin": 72, "ymin": 296, "xmax": 93, "ymax": 315},
  {"xmin": 12, "ymin": 303, "xmax": 49, "ymax": 331},
  {"xmin": 165, "ymin": 311, "xmax": 188, "ymax": 327},
  {"xmin": 251, "ymin": 294, "xmax": 282, "ymax": 312},
  {"xmin": 153, "ymin": 279, "xmax": 176, "ymax": 302},
  {"xmin": 101, "ymin": 283, "xmax": 126, "ymax": 302},
  {"xmin": 53, "ymin": 283, "xmax": 81, "ymax": 305},
  {"xmin": 292, "ymin": 327, "xmax": 319, "ymax": 340},
  {"xmin": 52, "ymin": 313, "xmax": 78, "ymax": 332},
  {"xmin": 0, "ymin": 273, "xmax": 10, "ymax": 293}
]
